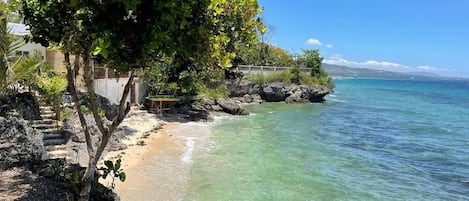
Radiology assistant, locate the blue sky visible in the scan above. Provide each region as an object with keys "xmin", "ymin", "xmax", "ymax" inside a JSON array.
[{"xmin": 258, "ymin": 0, "xmax": 469, "ymax": 77}]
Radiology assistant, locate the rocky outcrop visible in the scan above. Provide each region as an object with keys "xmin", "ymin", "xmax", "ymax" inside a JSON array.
[
  {"xmin": 0, "ymin": 117, "xmax": 45, "ymax": 170},
  {"xmin": 226, "ymin": 80, "xmax": 262, "ymax": 96},
  {"xmin": 196, "ymin": 97, "xmax": 249, "ymax": 115},
  {"xmin": 216, "ymin": 98, "xmax": 249, "ymax": 115},
  {"xmin": 228, "ymin": 81, "xmax": 332, "ymax": 103},
  {"xmin": 0, "ymin": 92, "xmax": 41, "ymax": 120}
]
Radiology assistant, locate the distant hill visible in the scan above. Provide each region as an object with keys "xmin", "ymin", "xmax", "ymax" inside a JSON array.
[{"xmin": 322, "ymin": 64, "xmax": 433, "ymax": 79}]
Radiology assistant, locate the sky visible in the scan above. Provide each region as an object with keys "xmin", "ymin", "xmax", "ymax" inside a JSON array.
[{"xmin": 257, "ymin": 0, "xmax": 469, "ymax": 78}]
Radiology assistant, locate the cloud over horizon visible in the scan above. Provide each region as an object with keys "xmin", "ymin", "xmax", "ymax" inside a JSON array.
[
  {"xmin": 326, "ymin": 44, "xmax": 333, "ymax": 48},
  {"xmin": 323, "ymin": 55, "xmax": 444, "ymax": 74}
]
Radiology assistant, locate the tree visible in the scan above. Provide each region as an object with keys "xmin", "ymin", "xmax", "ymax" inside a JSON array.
[
  {"xmin": 22, "ymin": 0, "xmax": 262, "ymax": 200},
  {"xmin": 299, "ymin": 49, "xmax": 323, "ymax": 77}
]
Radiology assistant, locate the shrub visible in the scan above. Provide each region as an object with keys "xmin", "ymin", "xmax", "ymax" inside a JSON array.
[
  {"xmin": 248, "ymin": 73, "xmax": 266, "ymax": 85},
  {"xmin": 60, "ymin": 107, "xmax": 73, "ymax": 121},
  {"xmin": 198, "ymin": 84, "xmax": 229, "ymax": 99}
]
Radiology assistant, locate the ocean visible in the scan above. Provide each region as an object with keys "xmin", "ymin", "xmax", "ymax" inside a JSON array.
[{"xmin": 183, "ymin": 78, "xmax": 469, "ymax": 201}]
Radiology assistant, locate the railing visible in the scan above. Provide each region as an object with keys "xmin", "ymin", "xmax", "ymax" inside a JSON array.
[{"xmin": 235, "ymin": 65, "xmax": 311, "ymax": 77}]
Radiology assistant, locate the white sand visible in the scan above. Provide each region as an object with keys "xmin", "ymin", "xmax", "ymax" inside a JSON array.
[{"xmin": 100, "ymin": 111, "xmax": 214, "ymax": 201}]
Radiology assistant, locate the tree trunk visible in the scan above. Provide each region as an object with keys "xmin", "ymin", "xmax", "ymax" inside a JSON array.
[{"xmin": 76, "ymin": 52, "xmax": 135, "ymax": 201}]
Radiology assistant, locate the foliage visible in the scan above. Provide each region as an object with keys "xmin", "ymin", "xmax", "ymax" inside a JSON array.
[
  {"xmin": 60, "ymin": 107, "xmax": 73, "ymax": 121},
  {"xmin": 36, "ymin": 70, "xmax": 67, "ymax": 104},
  {"xmin": 198, "ymin": 84, "xmax": 229, "ymax": 99},
  {"xmin": 236, "ymin": 43, "xmax": 294, "ymax": 66},
  {"xmin": 98, "ymin": 158, "xmax": 126, "ymax": 190},
  {"xmin": 80, "ymin": 105, "xmax": 90, "ymax": 114},
  {"xmin": 248, "ymin": 73, "xmax": 266, "ymax": 85},
  {"xmin": 298, "ymin": 49, "xmax": 323, "ymax": 77},
  {"xmin": 50, "ymin": 160, "xmax": 65, "ymax": 181},
  {"xmin": 290, "ymin": 66, "xmax": 301, "ymax": 84},
  {"xmin": 0, "ymin": 8, "xmax": 41, "ymax": 93},
  {"xmin": 98, "ymin": 109, "xmax": 106, "ymax": 119}
]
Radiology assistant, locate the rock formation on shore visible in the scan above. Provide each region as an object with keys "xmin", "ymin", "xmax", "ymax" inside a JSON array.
[{"xmin": 227, "ymin": 80, "xmax": 333, "ymax": 103}]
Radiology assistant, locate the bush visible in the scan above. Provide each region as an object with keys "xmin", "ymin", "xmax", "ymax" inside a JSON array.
[
  {"xmin": 198, "ymin": 84, "xmax": 229, "ymax": 99},
  {"xmin": 264, "ymin": 70, "xmax": 292, "ymax": 84},
  {"xmin": 248, "ymin": 73, "xmax": 266, "ymax": 85},
  {"xmin": 60, "ymin": 108, "xmax": 73, "ymax": 121}
]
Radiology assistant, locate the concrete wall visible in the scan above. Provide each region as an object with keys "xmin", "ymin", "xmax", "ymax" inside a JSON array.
[{"xmin": 94, "ymin": 77, "xmax": 146, "ymax": 105}]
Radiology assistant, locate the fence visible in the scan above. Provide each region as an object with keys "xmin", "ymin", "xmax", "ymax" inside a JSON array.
[{"xmin": 235, "ymin": 65, "xmax": 311, "ymax": 77}]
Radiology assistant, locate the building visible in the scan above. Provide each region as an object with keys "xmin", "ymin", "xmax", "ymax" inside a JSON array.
[{"xmin": 8, "ymin": 23, "xmax": 145, "ymax": 105}]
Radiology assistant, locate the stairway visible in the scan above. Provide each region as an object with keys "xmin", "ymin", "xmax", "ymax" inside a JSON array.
[{"xmin": 33, "ymin": 105, "xmax": 69, "ymax": 160}]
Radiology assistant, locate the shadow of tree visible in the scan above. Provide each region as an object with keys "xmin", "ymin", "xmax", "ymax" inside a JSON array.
[{"xmin": 0, "ymin": 167, "xmax": 72, "ymax": 201}]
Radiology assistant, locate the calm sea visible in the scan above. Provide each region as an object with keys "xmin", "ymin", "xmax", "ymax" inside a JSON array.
[{"xmin": 184, "ymin": 78, "xmax": 469, "ymax": 201}]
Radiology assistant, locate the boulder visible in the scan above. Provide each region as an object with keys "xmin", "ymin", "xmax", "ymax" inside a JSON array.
[
  {"xmin": 0, "ymin": 117, "xmax": 45, "ymax": 170},
  {"xmin": 260, "ymin": 82, "xmax": 287, "ymax": 102},
  {"xmin": 216, "ymin": 98, "xmax": 249, "ymax": 115}
]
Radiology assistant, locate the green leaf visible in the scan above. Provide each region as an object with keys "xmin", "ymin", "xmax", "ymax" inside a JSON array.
[
  {"xmin": 104, "ymin": 160, "xmax": 114, "ymax": 169},
  {"xmin": 115, "ymin": 160, "xmax": 121, "ymax": 171},
  {"xmin": 119, "ymin": 172, "xmax": 126, "ymax": 182}
]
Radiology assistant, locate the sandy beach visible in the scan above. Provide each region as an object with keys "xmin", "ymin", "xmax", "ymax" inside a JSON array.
[{"xmin": 101, "ymin": 112, "xmax": 215, "ymax": 201}]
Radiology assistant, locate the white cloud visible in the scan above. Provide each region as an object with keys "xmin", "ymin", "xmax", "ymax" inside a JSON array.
[
  {"xmin": 305, "ymin": 38, "xmax": 323, "ymax": 46},
  {"xmin": 323, "ymin": 55, "xmax": 438, "ymax": 73},
  {"xmin": 417, "ymin": 65, "xmax": 436, "ymax": 70},
  {"xmin": 326, "ymin": 44, "xmax": 333, "ymax": 48}
]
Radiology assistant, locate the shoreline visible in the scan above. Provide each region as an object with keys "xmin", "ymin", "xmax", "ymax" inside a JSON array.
[{"xmin": 101, "ymin": 113, "xmax": 217, "ymax": 201}]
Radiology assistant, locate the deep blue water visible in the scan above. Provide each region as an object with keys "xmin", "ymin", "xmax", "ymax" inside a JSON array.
[{"xmin": 185, "ymin": 78, "xmax": 469, "ymax": 200}]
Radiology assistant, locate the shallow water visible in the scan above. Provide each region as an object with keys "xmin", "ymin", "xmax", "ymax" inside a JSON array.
[{"xmin": 184, "ymin": 78, "xmax": 469, "ymax": 201}]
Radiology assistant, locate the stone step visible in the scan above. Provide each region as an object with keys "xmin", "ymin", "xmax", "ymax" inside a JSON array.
[
  {"xmin": 45, "ymin": 144, "xmax": 67, "ymax": 152},
  {"xmin": 46, "ymin": 150, "xmax": 69, "ymax": 159},
  {"xmin": 39, "ymin": 106, "xmax": 52, "ymax": 110},
  {"xmin": 39, "ymin": 128, "xmax": 62, "ymax": 134},
  {"xmin": 41, "ymin": 114, "xmax": 55, "ymax": 119},
  {"xmin": 40, "ymin": 110, "xmax": 54, "ymax": 114},
  {"xmin": 32, "ymin": 124, "xmax": 59, "ymax": 129},
  {"xmin": 32, "ymin": 119, "xmax": 56, "ymax": 124},
  {"xmin": 44, "ymin": 138, "xmax": 67, "ymax": 146},
  {"xmin": 43, "ymin": 133, "xmax": 64, "ymax": 140}
]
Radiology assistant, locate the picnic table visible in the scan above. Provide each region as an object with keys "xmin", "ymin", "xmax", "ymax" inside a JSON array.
[{"xmin": 146, "ymin": 95, "xmax": 179, "ymax": 113}]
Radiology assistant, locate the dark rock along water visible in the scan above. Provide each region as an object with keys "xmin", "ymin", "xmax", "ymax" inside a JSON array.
[{"xmin": 184, "ymin": 78, "xmax": 469, "ymax": 201}]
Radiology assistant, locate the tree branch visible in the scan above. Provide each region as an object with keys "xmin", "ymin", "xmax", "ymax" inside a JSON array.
[{"xmin": 93, "ymin": 69, "xmax": 135, "ymax": 166}]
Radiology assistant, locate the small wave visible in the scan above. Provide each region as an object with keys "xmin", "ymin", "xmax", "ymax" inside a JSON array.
[
  {"xmin": 329, "ymin": 94, "xmax": 337, "ymax": 97},
  {"xmin": 182, "ymin": 137, "xmax": 195, "ymax": 164},
  {"xmin": 329, "ymin": 98, "xmax": 348, "ymax": 103}
]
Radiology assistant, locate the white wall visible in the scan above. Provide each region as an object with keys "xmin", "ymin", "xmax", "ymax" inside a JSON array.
[{"xmin": 94, "ymin": 77, "xmax": 146, "ymax": 105}]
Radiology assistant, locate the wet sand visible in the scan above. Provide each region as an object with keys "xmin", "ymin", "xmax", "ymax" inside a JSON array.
[{"xmin": 103, "ymin": 120, "xmax": 213, "ymax": 201}]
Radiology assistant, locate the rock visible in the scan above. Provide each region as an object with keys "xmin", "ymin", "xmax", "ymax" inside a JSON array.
[
  {"xmin": 78, "ymin": 92, "xmax": 118, "ymax": 120},
  {"xmin": 0, "ymin": 92, "xmax": 41, "ymax": 120},
  {"xmin": 216, "ymin": 98, "xmax": 249, "ymax": 115},
  {"xmin": 226, "ymin": 80, "xmax": 261, "ymax": 97},
  {"xmin": 211, "ymin": 104, "xmax": 223, "ymax": 111},
  {"xmin": 63, "ymin": 112, "xmax": 127, "ymax": 153},
  {"xmin": 0, "ymin": 117, "xmax": 45, "ymax": 170},
  {"xmin": 260, "ymin": 82, "xmax": 287, "ymax": 102},
  {"xmin": 251, "ymin": 94, "xmax": 263, "ymax": 103},
  {"xmin": 285, "ymin": 91, "xmax": 310, "ymax": 103}
]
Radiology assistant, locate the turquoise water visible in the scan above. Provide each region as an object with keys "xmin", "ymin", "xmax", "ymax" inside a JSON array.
[{"xmin": 185, "ymin": 78, "xmax": 469, "ymax": 201}]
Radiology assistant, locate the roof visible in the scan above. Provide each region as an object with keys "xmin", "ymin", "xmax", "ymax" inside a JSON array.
[{"xmin": 6, "ymin": 22, "xmax": 30, "ymax": 36}]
